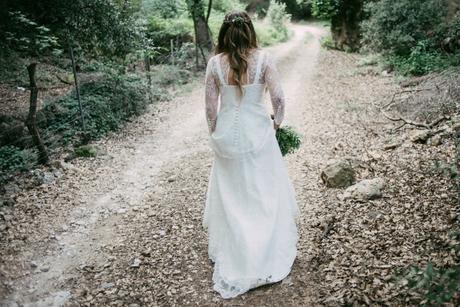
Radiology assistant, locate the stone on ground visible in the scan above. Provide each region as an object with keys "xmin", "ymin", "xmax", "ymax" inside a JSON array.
[
  {"xmin": 342, "ymin": 178, "xmax": 385, "ymax": 201},
  {"xmin": 320, "ymin": 160, "xmax": 356, "ymax": 188}
]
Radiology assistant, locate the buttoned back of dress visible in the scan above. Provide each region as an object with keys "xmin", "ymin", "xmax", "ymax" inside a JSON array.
[{"xmin": 208, "ymin": 51, "xmax": 275, "ymax": 159}]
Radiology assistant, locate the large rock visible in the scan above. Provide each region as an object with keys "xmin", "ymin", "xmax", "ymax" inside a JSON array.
[
  {"xmin": 410, "ymin": 129, "xmax": 431, "ymax": 143},
  {"xmin": 342, "ymin": 178, "xmax": 385, "ymax": 201},
  {"xmin": 321, "ymin": 160, "xmax": 356, "ymax": 188}
]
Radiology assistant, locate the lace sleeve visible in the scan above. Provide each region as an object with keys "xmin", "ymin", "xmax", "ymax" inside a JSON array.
[
  {"xmin": 205, "ymin": 57, "xmax": 219, "ymax": 133},
  {"xmin": 264, "ymin": 53, "xmax": 285, "ymax": 126}
]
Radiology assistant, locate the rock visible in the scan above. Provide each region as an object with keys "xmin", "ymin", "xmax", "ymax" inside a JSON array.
[
  {"xmin": 40, "ymin": 265, "xmax": 50, "ymax": 272},
  {"xmin": 367, "ymin": 210, "xmax": 383, "ymax": 219},
  {"xmin": 383, "ymin": 141, "xmax": 401, "ymax": 150},
  {"xmin": 53, "ymin": 160, "xmax": 78, "ymax": 172},
  {"xmin": 4, "ymin": 183, "xmax": 20, "ymax": 195},
  {"xmin": 167, "ymin": 176, "xmax": 176, "ymax": 183},
  {"xmin": 129, "ymin": 258, "xmax": 141, "ymax": 268},
  {"xmin": 342, "ymin": 178, "xmax": 385, "ymax": 201},
  {"xmin": 410, "ymin": 129, "xmax": 431, "ymax": 143},
  {"xmin": 117, "ymin": 208, "xmax": 127, "ymax": 215},
  {"xmin": 141, "ymin": 249, "xmax": 151, "ymax": 257},
  {"xmin": 40, "ymin": 172, "xmax": 55, "ymax": 185},
  {"xmin": 320, "ymin": 160, "xmax": 356, "ymax": 188},
  {"xmin": 428, "ymin": 134, "xmax": 442, "ymax": 146},
  {"xmin": 30, "ymin": 261, "xmax": 38, "ymax": 268},
  {"xmin": 101, "ymin": 282, "xmax": 115, "ymax": 289},
  {"xmin": 282, "ymin": 276, "xmax": 293, "ymax": 286}
]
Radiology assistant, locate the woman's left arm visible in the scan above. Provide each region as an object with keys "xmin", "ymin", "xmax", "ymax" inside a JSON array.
[
  {"xmin": 205, "ymin": 57, "xmax": 219, "ymax": 134},
  {"xmin": 264, "ymin": 53, "xmax": 285, "ymax": 130}
]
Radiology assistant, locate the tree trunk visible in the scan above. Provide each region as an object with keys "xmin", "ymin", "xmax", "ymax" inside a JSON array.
[
  {"xmin": 331, "ymin": 0, "xmax": 363, "ymax": 51},
  {"xmin": 188, "ymin": 0, "xmax": 213, "ymax": 65},
  {"xmin": 26, "ymin": 63, "xmax": 49, "ymax": 165},
  {"xmin": 68, "ymin": 35, "xmax": 85, "ymax": 130}
]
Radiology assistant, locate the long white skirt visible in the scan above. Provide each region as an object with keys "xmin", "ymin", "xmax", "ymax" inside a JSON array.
[{"xmin": 203, "ymin": 129, "xmax": 299, "ymax": 299}]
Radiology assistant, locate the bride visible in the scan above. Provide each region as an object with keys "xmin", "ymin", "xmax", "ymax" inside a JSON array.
[{"xmin": 203, "ymin": 10, "xmax": 299, "ymax": 299}]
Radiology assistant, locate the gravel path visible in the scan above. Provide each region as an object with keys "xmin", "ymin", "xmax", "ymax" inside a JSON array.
[{"xmin": 1, "ymin": 22, "xmax": 458, "ymax": 306}]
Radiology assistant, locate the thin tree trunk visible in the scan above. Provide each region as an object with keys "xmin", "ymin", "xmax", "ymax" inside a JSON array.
[
  {"xmin": 144, "ymin": 54, "xmax": 152, "ymax": 103},
  {"xmin": 192, "ymin": 11, "xmax": 200, "ymax": 69},
  {"xmin": 26, "ymin": 63, "xmax": 49, "ymax": 164},
  {"xmin": 206, "ymin": 0, "xmax": 212, "ymax": 24},
  {"xmin": 188, "ymin": 0, "xmax": 214, "ymax": 66},
  {"xmin": 68, "ymin": 35, "xmax": 85, "ymax": 130}
]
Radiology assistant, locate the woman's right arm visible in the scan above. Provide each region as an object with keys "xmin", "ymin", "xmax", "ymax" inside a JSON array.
[
  {"xmin": 205, "ymin": 57, "xmax": 219, "ymax": 134},
  {"xmin": 264, "ymin": 53, "xmax": 285, "ymax": 130}
]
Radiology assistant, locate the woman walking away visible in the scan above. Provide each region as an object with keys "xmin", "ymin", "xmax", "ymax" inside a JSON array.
[{"xmin": 203, "ymin": 10, "xmax": 299, "ymax": 299}]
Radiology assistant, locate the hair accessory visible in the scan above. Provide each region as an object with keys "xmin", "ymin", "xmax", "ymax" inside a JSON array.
[{"xmin": 232, "ymin": 16, "xmax": 245, "ymax": 26}]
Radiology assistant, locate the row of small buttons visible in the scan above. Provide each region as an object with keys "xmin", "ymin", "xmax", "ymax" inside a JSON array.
[{"xmin": 233, "ymin": 104, "xmax": 240, "ymax": 146}]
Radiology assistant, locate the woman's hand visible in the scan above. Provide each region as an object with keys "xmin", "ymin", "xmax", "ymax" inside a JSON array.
[{"xmin": 271, "ymin": 114, "xmax": 280, "ymax": 130}]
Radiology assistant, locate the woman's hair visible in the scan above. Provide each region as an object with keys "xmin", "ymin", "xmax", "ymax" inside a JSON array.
[{"xmin": 216, "ymin": 11, "xmax": 258, "ymax": 92}]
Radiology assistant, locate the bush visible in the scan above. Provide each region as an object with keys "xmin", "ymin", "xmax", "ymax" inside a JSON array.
[
  {"xmin": 251, "ymin": 2, "xmax": 292, "ymax": 47},
  {"xmin": 267, "ymin": 1, "xmax": 291, "ymax": 42},
  {"xmin": 142, "ymin": 0, "xmax": 185, "ymax": 19},
  {"xmin": 394, "ymin": 260, "xmax": 460, "ymax": 305},
  {"xmin": 146, "ymin": 14, "xmax": 193, "ymax": 61},
  {"xmin": 386, "ymin": 42, "xmax": 460, "ymax": 76},
  {"xmin": 0, "ymin": 146, "xmax": 37, "ymax": 183},
  {"xmin": 361, "ymin": 0, "xmax": 460, "ymax": 75},
  {"xmin": 362, "ymin": 0, "xmax": 447, "ymax": 56},
  {"xmin": 40, "ymin": 73, "xmax": 153, "ymax": 145},
  {"xmin": 212, "ymin": 0, "xmax": 244, "ymax": 14},
  {"xmin": 74, "ymin": 145, "xmax": 98, "ymax": 157},
  {"xmin": 320, "ymin": 34, "xmax": 336, "ymax": 49}
]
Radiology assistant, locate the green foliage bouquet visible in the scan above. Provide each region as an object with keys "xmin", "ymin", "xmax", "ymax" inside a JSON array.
[{"xmin": 275, "ymin": 126, "xmax": 302, "ymax": 156}]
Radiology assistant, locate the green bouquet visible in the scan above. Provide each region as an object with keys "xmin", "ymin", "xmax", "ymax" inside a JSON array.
[{"xmin": 275, "ymin": 126, "xmax": 302, "ymax": 156}]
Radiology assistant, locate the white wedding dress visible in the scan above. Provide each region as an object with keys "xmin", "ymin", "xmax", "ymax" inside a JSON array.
[{"xmin": 203, "ymin": 49, "xmax": 299, "ymax": 299}]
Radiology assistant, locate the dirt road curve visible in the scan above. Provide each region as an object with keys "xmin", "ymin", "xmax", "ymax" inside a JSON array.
[{"xmin": 1, "ymin": 24, "xmax": 338, "ymax": 306}]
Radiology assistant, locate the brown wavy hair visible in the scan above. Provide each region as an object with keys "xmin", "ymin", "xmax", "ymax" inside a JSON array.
[{"xmin": 216, "ymin": 11, "xmax": 258, "ymax": 92}]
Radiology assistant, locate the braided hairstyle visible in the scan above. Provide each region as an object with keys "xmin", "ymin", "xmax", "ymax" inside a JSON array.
[{"xmin": 216, "ymin": 11, "xmax": 258, "ymax": 93}]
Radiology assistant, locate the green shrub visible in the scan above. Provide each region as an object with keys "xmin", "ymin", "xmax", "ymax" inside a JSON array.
[
  {"xmin": 142, "ymin": 0, "xmax": 185, "ymax": 19},
  {"xmin": 362, "ymin": 0, "xmax": 447, "ymax": 56},
  {"xmin": 212, "ymin": 0, "xmax": 244, "ymax": 14},
  {"xmin": 146, "ymin": 14, "xmax": 193, "ymax": 60},
  {"xmin": 394, "ymin": 261, "xmax": 460, "ymax": 305},
  {"xmin": 392, "ymin": 226, "xmax": 460, "ymax": 305},
  {"xmin": 320, "ymin": 34, "xmax": 336, "ymax": 49},
  {"xmin": 150, "ymin": 64, "xmax": 191, "ymax": 86},
  {"xmin": 251, "ymin": 2, "xmax": 292, "ymax": 47},
  {"xmin": 0, "ymin": 146, "xmax": 37, "ymax": 182},
  {"xmin": 74, "ymin": 145, "xmax": 98, "ymax": 157},
  {"xmin": 361, "ymin": 0, "xmax": 460, "ymax": 75},
  {"xmin": 267, "ymin": 1, "xmax": 291, "ymax": 42},
  {"xmin": 40, "ymin": 73, "xmax": 153, "ymax": 145},
  {"xmin": 387, "ymin": 43, "xmax": 460, "ymax": 76}
]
